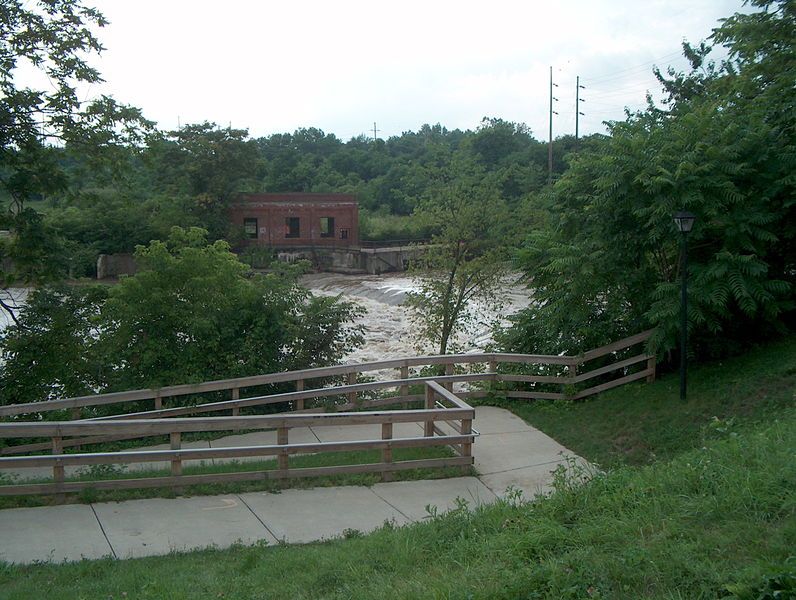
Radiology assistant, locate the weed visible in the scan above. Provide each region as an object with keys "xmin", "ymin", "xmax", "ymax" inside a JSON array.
[{"xmin": 342, "ymin": 528, "xmax": 363, "ymax": 539}]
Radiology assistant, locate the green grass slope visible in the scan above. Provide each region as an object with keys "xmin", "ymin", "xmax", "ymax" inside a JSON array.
[{"xmin": 500, "ymin": 337, "xmax": 796, "ymax": 468}]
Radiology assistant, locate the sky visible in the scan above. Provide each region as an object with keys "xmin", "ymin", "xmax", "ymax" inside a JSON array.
[{"xmin": 81, "ymin": 0, "xmax": 746, "ymax": 142}]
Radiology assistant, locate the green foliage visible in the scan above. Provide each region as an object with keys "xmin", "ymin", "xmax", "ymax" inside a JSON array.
[
  {"xmin": 0, "ymin": 227, "xmax": 363, "ymax": 403},
  {"xmin": 0, "ymin": 0, "xmax": 151, "ymax": 208},
  {"xmin": 0, "ymin": 209, "xmax": 66, "ymax": 286},
  {"xmin": 503, "ymin": 0, "xmax": 795, "ymax": 359},
  {"xmin": 39, "ymin": 192, "xmax": 199, "ymax": 277},
  {"xmin": 237, "ymin": 245, "xmax": 275, "ymax": 269},
  {"xmin": 358, "ymin": 210, "xmax": 435, "ymax": 242},
  {"xmin": 0, "ymin": 284, "xmax": 108, "ymax": 402},
  {"xmin": 726, "ymin": 568, "xmax": 796, "ymax": 600},
  {"xmin": 0, "ymin": 0, "xmax": 152, "ymax": 321},
  {"xmin": 406, "ymin": 155, "xmax": 513, "ymax": 354},
  {"xmin": 147, "ymin": 122, "xmax": 264, "ymax": 239}
]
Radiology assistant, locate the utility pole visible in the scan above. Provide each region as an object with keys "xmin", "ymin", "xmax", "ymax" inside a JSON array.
[
  {"xmin": 372, "ymin": 122, "xmax": 380, "ymax": 143},
  {"xmin": 548, "ymin": 66, "xmax": 559, "ymax": 185},
  {"xmin": 575, "ymin": 76, "xmax": 585, "ymax": 142}
]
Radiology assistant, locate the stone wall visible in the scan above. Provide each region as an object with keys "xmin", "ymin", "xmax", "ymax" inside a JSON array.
[{"xmin": 97, "ymin": 254, "xmax": 137, "ymax": 279}]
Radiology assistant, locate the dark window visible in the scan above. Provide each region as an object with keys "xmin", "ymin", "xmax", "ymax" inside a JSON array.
[
  {"xmin": 285, "ymin": 217, "xmax": 300, "ymax": 238},
  {"xmin": 320, "ymin": 217, "xmax": 335, "ymax": 238},
  {"xmin": 340, "ymin": 228, "xmax": 349, "ymax": 240},
  {"xmin": 244, "ymin": 218, "xmax": 258, "ymax": 239}
]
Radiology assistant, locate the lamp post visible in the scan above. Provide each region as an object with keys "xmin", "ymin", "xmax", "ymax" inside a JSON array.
[{"xmin": 673, "ymin": 211, "xmax": 696, "ymax": 401}]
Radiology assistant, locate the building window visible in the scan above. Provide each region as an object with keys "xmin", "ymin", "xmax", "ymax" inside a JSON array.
[
  {"xmin": 285, "ymin": 217, "xmax": 300, "ymax": 238},
  {"xmin": 244, "ymin": 218, "xmax": 258, "ymax": 239},
  {"xmin": 320, "ymin": 217, "xmax": 335, "ymax": 238},
  {"xmin": 340, "ymin": 228, "xmax": 349, "ymax": 240}
]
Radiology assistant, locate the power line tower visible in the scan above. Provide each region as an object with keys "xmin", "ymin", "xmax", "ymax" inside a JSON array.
[
  {"xmin": 372, "ymin": 122, "xmax": 380, "ymax": 143},
  {"xmin": 548, "ymin": 66, "xmax": 559, "ymax": 185},
  {"xmin": 575, "ymin": 76, "xmax": 585, "ymax": 142}
]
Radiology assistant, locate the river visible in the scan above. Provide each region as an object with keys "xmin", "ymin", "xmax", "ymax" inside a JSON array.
[{"xmin": 301, "ymin": 272, "xmax": 531, "ymax": 378}]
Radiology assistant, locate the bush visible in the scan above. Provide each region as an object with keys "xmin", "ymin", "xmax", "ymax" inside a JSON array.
[{"xmin": 0, "ymin": 227, "xmax": 363, "ymax": 405}]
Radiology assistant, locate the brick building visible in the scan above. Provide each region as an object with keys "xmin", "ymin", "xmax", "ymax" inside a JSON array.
[{"xmin": 229, "ymin": 193, "xmax": 359, "ymax": 247}]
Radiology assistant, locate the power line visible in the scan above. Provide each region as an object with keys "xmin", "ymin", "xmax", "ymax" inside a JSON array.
[{"xmin": 584, "ymin": 50, "xmax": 685, "ymax": 84}]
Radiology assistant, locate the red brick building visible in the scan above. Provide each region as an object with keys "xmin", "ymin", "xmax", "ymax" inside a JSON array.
[{"xmin": 229, "ymin": 193, "xmax": 359, "ymax": 247}]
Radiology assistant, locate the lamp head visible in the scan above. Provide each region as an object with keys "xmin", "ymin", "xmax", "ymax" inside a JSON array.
[{"xmin": 673, "ymin": 211, "xmax": 696, "ymax": 233}]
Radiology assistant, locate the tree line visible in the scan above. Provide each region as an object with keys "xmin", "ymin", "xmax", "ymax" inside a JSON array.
[{"xmin": 4, "ymin": 118, "xmax": 584, "ymax": 278}]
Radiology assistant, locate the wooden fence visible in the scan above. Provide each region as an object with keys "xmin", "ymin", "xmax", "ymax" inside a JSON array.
[
  {"xmin": 0, "ymin": 330, "xmax": 654, "ymax": 497},
  {"xmin": 0, "ymin": 382, "xmax": 474, "ymax": 497}
]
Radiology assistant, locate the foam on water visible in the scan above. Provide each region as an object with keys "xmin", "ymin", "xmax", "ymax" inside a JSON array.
[{"xmin": 301, "ymin": 272, "xmax": 531, "ymax": 380}]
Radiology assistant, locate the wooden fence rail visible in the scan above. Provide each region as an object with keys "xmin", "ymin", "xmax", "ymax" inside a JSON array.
[
  {"xmin": 0, "ymin": 330, "xmax": 655, "ymax": 420},
  {"xmin": 0, "ymin": 383, "xmax": 476, "ymax": 497},
  {"xmin": 0, "ymin": 331, "xmax": 655, "ymax": 498}
]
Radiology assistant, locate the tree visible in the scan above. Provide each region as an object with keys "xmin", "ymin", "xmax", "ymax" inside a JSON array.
[
  {"xmin": 146, "ymin": 122, "xmax": 263, "ymax": 239},
  {"xmin": 502, "ymin": 0, "xmax": 795, "ymax": 360},
  {"xmin": 0, "ymin": 284, "xmax": 107, "ymax": 402},
  {"xmin": 0, "ymin": 227, "xmax": 363, "ymax": 404},
  {"xmin": 0, "ymin": 0, "xmax": 151, "ymax": 319},
  {"xmin": 406, "ymin": 156, "xmax": 512, "ymax": 355}
]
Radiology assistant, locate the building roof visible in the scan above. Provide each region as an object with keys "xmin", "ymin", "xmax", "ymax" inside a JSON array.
[{"xmin": 234, "ymin": 193, "xmax": 357, "ymax": 206}]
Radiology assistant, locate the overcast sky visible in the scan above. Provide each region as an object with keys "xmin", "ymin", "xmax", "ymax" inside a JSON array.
[{"xmin": 84, "ymin": 0, "xmax": 745, "ymax": 141}]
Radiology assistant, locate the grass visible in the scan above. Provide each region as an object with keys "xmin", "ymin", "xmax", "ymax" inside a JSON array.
[
  {"xmin": 359, "ymin": 211, "xmax": 434, "ymax": 242},
  {"xmin": 0, "ymin": 446, "xmax": 467, "ymax": 509},
  {"xmin": 0, "ymin": 338, "xmax": 793, "ymax": 598},
  {"xmin": 0, "ymin": 409, "xmax": 793, "ymax": 598},
  {"xmin": 483, "ymin": 336, "xmax": 796, "ymax": 468}
]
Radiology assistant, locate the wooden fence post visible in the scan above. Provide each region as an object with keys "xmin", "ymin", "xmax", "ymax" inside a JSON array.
[
  {"xmin": 400, "ymin": 365, "xmax": 409, "ymax": 409},
  {"xmin": 381, "ymin": 422, "xmax": 393, "ymax": 482},
  {"xmin": 347, "ymin": 372, "xmax": 357, "ymax": 406},
  {"xmin": 424, "ymin": 385, "xmax": 435, "ymax": 437},
  {"xmin": 565, "ymin": 361, "xmax": 578, "ymax": 399},
  {"xmin": 295, "ymin": 380, "xmax": 305, "ymax": 411},
  {"xmin": 170, "ymin": 431, "xmax": 182, "ymax": 476},
  {"xmin": 444, "ymin": 363, "xmax": 454, "ymax": 392},
  {"xmin": 154, "ymin": 391, "xmax": 162, "ymax": 411},
  {"xmin": 460, "ymin": 416, "xmax": 473, "ymax": 475},
  {"xmin": 52, "ymin": 436, "xmax": 65, "ymax": 503},
  {"xmin": 277, "ymin": 427, "xmax": 289, "ymax": 473},
  {"xmin": 646, "ymin": 356, "xmax": 656, "ymax": 383},
  {"xmin": 231, "ymin": 387, "xmax": 240, "ymax": 416},
  {"xmin": 488, "ymin": 360, "xmax": 497, "ymax": 394}
]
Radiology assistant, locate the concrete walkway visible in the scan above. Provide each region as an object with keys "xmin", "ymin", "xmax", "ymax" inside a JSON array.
[{"xmin": 0, "ymin": 407, "xmax": 580, "ymax": 564}]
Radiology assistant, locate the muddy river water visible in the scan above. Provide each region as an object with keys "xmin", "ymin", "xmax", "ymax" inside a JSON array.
[{"xmin": 302, "ymin": 273, "xmax": 531, "ymax": 377}]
